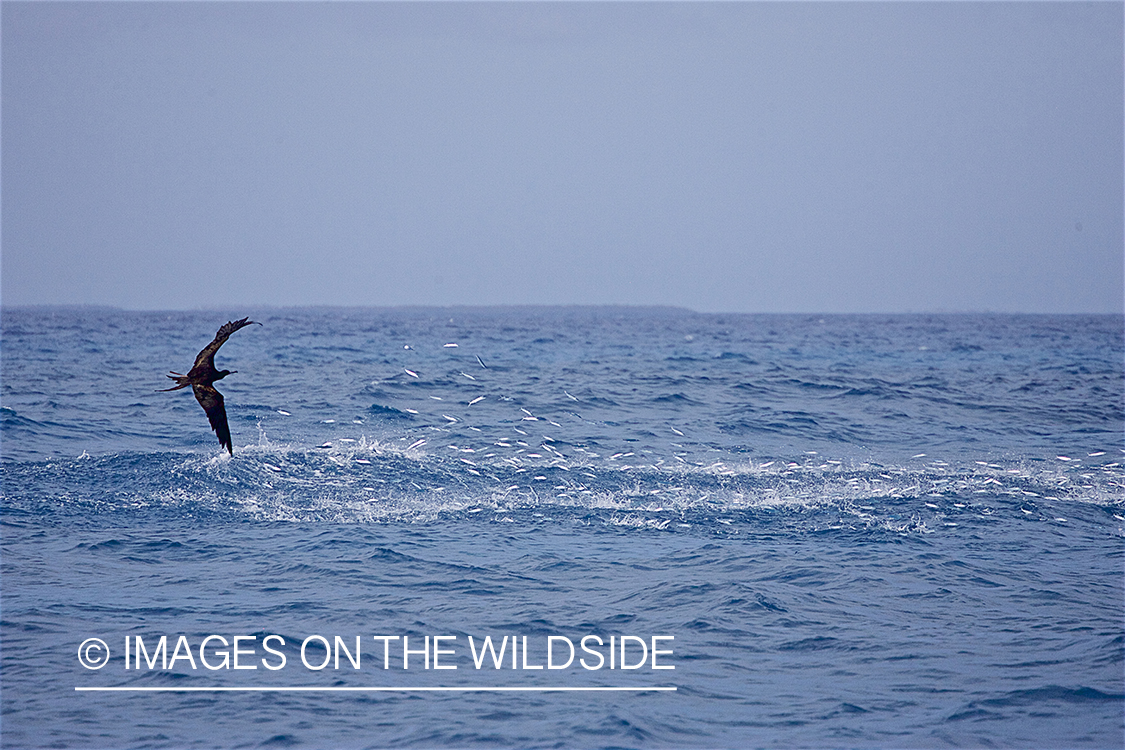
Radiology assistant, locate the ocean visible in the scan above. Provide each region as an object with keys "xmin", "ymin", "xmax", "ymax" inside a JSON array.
[{"xmin": 1, "ymin": 307, "xmax": 1122, "ymax": 749}]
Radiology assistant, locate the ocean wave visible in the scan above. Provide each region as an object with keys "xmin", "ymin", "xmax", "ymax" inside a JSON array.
[{"xmin": 4, "ymin": 437, "xmax": 1121, "ymax": 534}]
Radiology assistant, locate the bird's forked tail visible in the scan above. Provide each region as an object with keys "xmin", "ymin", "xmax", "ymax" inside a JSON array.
[{"xmin": 159, "ymin": 372, "xmax": 191, "ymax": 391}]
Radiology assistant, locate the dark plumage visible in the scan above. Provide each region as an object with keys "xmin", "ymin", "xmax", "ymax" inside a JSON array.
[{"xmin": 160, "ymin": 317, "xmax": 260, "ymax": 454}]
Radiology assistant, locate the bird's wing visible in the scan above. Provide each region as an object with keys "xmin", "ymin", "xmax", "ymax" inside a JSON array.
[
  {"xmin": 192, "ymin": 384, "xmax": 232, "ymax": 455},
  {"xmin": 192, "ymin": 317, "xmax": 257, "ymax": 372}
]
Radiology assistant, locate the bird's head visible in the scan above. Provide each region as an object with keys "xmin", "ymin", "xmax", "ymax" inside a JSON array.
[{"xmin": 217, "ymin": 369, "xmax": 236, "ymax": 380}]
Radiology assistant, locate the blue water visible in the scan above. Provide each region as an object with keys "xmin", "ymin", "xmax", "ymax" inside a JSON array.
[{"xmin": 2, "ymin": 307, "xmax": 1123, "ymax": 749}]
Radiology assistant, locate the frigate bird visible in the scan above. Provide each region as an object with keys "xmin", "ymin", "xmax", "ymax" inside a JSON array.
[{"xmin": 161, "ymin": 317, "xmax": 260, "ymax": 454}]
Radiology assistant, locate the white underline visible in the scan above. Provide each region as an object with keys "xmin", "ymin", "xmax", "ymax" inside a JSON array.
[{"xmin": 75, "ymin": 686, "xmax": 676, "ymax": 693}]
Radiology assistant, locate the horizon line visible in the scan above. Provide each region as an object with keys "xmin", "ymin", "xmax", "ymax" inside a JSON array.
[{"xmin": 3, "ymin": 303, "xmax": 1122, "ymax": 316}]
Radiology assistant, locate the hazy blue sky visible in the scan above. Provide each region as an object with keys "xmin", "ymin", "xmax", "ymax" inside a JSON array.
[{"xmin": 2, "ymin": 1, "xmax": 1121, "ymax": 313}]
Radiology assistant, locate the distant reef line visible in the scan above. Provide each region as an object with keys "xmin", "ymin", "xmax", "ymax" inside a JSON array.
[{"xmin": 2, "ymin": 303, "xmax": 696, "ymax": 315}]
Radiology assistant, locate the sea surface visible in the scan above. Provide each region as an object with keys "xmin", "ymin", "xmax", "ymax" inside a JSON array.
[{"xmin": 2, "ymin": 307, "xmax": 1123, "ymax": 749}]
